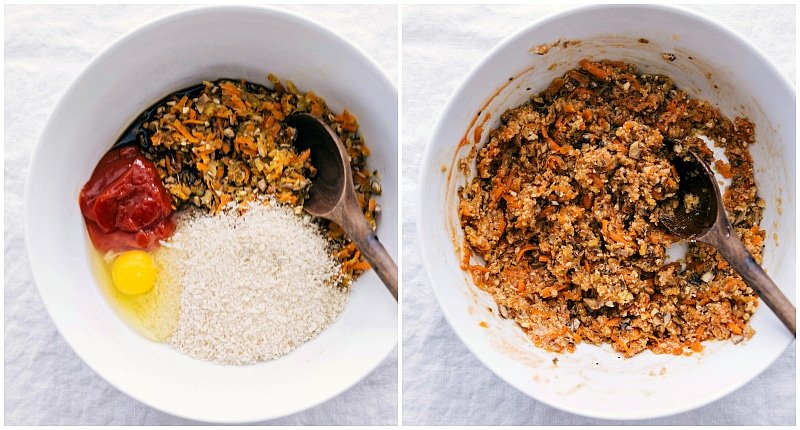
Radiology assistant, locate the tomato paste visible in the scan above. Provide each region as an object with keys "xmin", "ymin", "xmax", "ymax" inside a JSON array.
[{"xmin": 79, "ymin": 146, "xmax": 174, "ymax": 252}]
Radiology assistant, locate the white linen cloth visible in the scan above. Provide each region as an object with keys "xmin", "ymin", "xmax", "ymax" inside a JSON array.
[
  {"xmin": 401, "ymin": 4, "xmax": 795, "ymax": 425},
  {"xmin": 4, "ymin": 4, "xmax": 397, "ymax": 425}
]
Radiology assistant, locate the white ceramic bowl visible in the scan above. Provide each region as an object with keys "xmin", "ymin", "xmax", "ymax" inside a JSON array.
[
  {"xmin": 26, "ymin": 6, "xmax": 397, "ymax": 423},
  {"xmin": 419, "ymin": 4, "xmax": 795, "ymax": 420}
]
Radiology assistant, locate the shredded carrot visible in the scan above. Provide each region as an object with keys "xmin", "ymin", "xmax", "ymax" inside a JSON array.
[
  {"xmin": 172, "ymin": 120, "xmax": 198, "ymax": 143},
  {"xmin": 217, "ymin": 194, "xmax": 232, "ymax": 211},
  {"xmin": 297, "ymin": 148, "xmax": 311, "ymax": 163},
  {"xmin": 515, "ymin": 245, "xmax": 537, "ymax": 262},
  {"xmin": 461, "ymin": 240, "xmax": 472, "ymax": 269},
  {"xmin": 545, "ymin": 326, "xmax": 569, "ymax": 342},
  {"xmin": 489, "ymin": 184, "xmax": 506, "ymax": 206},
  {"xmin": 219, "ymin": 81, "xmax": 241, "ymax": 97},
  {"xmin": 579, "ymin": 59, "xmax": 609, "ymax": 80},
  {"xmin": 473, "ymin": 125, "xmax": 484, "ymax": 144},
  {"xmin": 219, "ymin": 82, "xmax": 247, "ymax": 112},
  {"xmin": 723, "ymin": 278, "xmax": 743, "ymax": 291},
  {"xmin": 545, "ymin": 155, "xmax": 564, "ymax": 170},
  {"xmin": 500, "ymin": 194, "xmax": 520, "ymax": 209},
  {"xmin": 539, "ymin": 286, "xmax": 555, "ymax": 298},
  {"xmin": 334, "ymin": 109, "xmax": 358, "ymax": 132},
  {"xmin": 601, "ymin": 219, "xmax": 632, "ymax": 245},
  {"xmin": 613, "ymin": 336, "xmax": 633, "ymax": 356},
  {"xmin": 589, "ymin": 172, "xmax": 603, "ymax": 188},
  {"xmin": 727, "ymin": 322, "xmax": 743, "ymax": 335},
  {"xmin": 547, "ymin": 138, "xmax": 571, "ymax": 155},
  {"xmin": 714, "ymin": 160, "xmax": 733, "ymax": 179},
  {"xmin": 173, "ymin": 95, "xmax": 188, "ymax": 112},
  {"xmin": 150, "ymin": 132, "xmax": 162, "ymax": 147},
  {"xmin": 504, "ymin": 168, "xmax": 515, "ymax": 189},
  {"xmin": 350, "ymin": 261, "xmax": 371, "ymax": 271},
  {"xmin": 567, "ymin": 70, "xmax": 589, "ymax": 86},
  {"xmin": 496, "ymin": 217, "xmax": 507, "ymax": 235},
  {"xmin": 750, "ymin": 226, "xmax": 764, "ymax": 247},
  {"xmin": 696, "ymin": 326, "xmax": 706, "ymax": 340},
  {"xmin": 562, "ymin": 288, "xmax": 581, "ymax": 301},
  {"xmin": 539, "ymin": 205, "xmax": 556, "ymax": 218},
  {"xmin": 305, "ymin": 91, "xmax": 325, "ymax": 117},
  {"xmin": 544, "ymin": 78, "xmax": 565, "ymax": 96},
  {"xmin": 276, "ymin": 192, "xmax": 297, "ymax": 205}
]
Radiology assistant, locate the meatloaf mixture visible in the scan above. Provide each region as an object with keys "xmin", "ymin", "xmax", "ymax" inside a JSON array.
[{"xmin": 459, "ymin": 59, "xmax": 765, "ymax": 357}]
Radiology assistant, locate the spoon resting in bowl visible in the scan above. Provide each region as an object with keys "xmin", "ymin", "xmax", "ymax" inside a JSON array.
[
  {"xmin": 287, "ymin": 113, "xmax": 398, "ymax": 300},
  {"xmin": 661, "ymin": 151, "xmax": 795, "ymax": 336}
]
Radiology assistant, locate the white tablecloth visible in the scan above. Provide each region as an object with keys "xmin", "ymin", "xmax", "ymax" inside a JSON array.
[
  {"xmin": 401, "ymin": 4, "xmax": 796, "ymax": 425},
  {"xmin": 4, "ymin": 5, "xmax": 397, "ymax": 425}
]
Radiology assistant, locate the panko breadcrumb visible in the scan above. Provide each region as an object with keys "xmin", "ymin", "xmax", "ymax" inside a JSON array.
[
  {"xmin": 459, "ymin": 59, "xmax": 765, "ymax": 357},
  {"xmin": 163, "ymin": 202, "xmax": 348, "ymax": 365}
]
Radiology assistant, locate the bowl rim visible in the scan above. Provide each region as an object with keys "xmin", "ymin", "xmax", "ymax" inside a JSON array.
[
  {"xmin": 25, "ymin": 4, "xmax": 397, "ymax": 423},
  {"xmin": 418, "ymin": 3, "xmax": 795, "ymax": 421}
]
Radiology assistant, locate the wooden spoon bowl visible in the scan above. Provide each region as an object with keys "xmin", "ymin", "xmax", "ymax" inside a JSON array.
[
  {"xmin": 287, "ymin": 113, "xmax": 398, "ymax": 300},
  {"xmin": 662, "ymin": 151, "xmax": 795, "ymax": 335}
]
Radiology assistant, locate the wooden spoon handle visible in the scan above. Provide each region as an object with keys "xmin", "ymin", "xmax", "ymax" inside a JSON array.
[
  {"xmin": 352, "ymin": 230, "xmax": 398, "ymax": 300},
  {"xmin": 339, "ymin": 205, "xmax": 397, "ymax": 300},
  {"xmin": 706, "ymin": 224, "xmax": 796, "ymax": 336}
]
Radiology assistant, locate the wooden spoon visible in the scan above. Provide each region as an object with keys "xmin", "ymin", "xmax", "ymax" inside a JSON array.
[
  {"xmin": 661, "ymin": 151, "xmax": 795, "ymax": 335},
  {"xmin": 287, "ymin": 113, "xmax": 398, "ymax": 300}
]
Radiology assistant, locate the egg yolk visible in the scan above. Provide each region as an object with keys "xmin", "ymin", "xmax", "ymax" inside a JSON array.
[{"xmin": 111, "ymin": 250, "xmax": 157, "ymax": 295}]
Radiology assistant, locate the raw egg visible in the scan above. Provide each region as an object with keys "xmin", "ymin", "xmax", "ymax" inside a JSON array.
[{"xmin": 111, "ymin": 250, "xmax": 157, "ymax": 295}]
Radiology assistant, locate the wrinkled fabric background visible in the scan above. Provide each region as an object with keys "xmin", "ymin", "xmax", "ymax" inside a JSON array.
[
  {"xmin": 401, "ymin": 4, "xmax": 796, "ymax": 426},
  {"xmin": 4, "ymin": 4, "xmax": 397, "ymax": 425}
]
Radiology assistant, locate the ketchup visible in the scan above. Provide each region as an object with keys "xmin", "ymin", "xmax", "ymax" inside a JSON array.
[{"xmin": 79, "ymin": 146, "xmax": 175, "ymax": 252}]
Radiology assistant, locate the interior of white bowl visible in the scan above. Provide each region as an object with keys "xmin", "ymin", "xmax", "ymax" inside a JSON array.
[
  {"xmin": 420, "ymin": 4, "xmax": 794, "ymax": 420},
  {"xmin": 25, "ymin": 6, "xmax": 397, "ymax": 423}
]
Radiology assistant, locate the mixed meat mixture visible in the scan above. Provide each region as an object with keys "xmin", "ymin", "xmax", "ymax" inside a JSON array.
[{"xmin": 459, "ymin": 59, "xmax": 765, "ymax": 357}]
